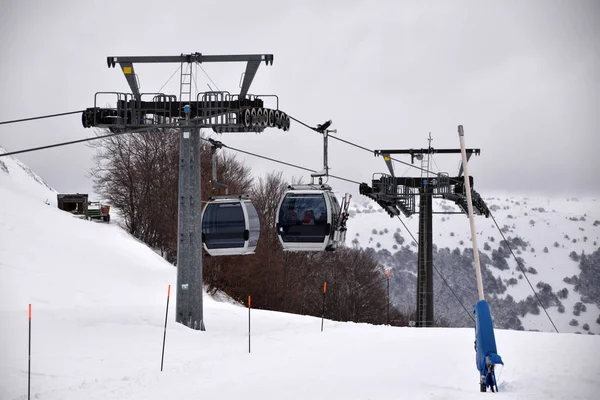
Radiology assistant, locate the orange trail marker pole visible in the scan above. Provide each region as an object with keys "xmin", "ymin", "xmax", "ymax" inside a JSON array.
[
  {"xmin": 248, "ymin": 296, "xmax": 251, "ymax": 354},
  {"xmin": 161, "ymin": 285, "xmax": 170, "ymax": 371},
  {"xmin": 321, "ymin": 282, "xmax": 327, "ymax": 332},
  {"xmin": 28, "ymin": 304, "xmax": 31, "ymax": 400},
  {"xmin": 386, "ymin": 270, "xmax": 391, "ymax": 325}
]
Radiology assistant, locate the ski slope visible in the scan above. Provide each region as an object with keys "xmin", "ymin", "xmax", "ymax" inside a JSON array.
[{"xmin": 1, "ymin": 149, "xmax": 599, "ymax": 399}]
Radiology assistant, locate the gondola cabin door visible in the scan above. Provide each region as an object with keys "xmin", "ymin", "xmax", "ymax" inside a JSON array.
[
  {"xmin": 202, "ymin": 196, "xmax": 260, "ymax": 256},
  {"xmin": 276, "ymin": 186, "xmax": 338, "ymax": 252}
]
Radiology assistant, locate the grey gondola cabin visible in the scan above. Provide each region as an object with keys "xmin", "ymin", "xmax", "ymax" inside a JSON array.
[
  {"xmin": 201, "ymin": 195, "xmax": 260, "ymax": 256},
  {"xmin": 275, "ymin": 184, "xmax": 351, "ymax": 252}
]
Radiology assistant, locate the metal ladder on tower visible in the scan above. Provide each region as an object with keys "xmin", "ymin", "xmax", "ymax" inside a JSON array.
[{"xmin": 179, "ymin": 61, "xmax": 193, "ymax": 118}]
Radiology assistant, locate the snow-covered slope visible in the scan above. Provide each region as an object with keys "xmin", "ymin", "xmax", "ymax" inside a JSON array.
[
  {"xmin": 347, "ymin": 194, "xmax": 600, "ymax": 334},
  {"xmin": 0, "ymin": 146, "xmax": 56, "ymax": 203},
  {"xmin": 1, "ymin": 153, "xmax": 599, "ymax": 399}
]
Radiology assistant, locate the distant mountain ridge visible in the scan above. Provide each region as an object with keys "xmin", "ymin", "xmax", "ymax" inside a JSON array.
[{"xmin": 346, "ymin": 195, "xmax": 600, "ymax": 334}]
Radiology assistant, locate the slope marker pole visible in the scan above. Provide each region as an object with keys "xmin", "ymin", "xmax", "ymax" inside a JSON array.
[
  {"xmin": 321, "ymin": 282, "xmax": 327, "ymax": 332},
  {"xmin": 161, "ymin": 285, "xmax": 170, "ymax": 371},
  {"xmin": 248, "ymin": 296, "xmax": 251, "ymax": 354},
  {"xmin": 28, "ymin": 304, "xmax": 31, "ymax": 400},
  {"xmin": 386, "ymin": 270, "xmax": 391, "ymax": 325}
]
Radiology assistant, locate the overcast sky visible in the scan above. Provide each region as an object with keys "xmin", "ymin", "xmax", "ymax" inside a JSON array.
[{"xmin": 1, "ymin": 0, "xmax": 599, "ymax": 201}]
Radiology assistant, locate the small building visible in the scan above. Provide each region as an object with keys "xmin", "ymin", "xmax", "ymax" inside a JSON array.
[{"xmin": 57, "ymin": 193, "xmax": 88, "ymax": 215}]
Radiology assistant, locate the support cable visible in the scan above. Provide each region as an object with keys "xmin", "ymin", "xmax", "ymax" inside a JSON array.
[
  {"xmin": 288, "ymin": 114, "xmax": 473, "ymax": 187},
  {"xmin": 157, "ymin": 65, "xmax": 182, "ymax": 94},
  {"xmin": 0, "ymin": 126, "xmax": 361, "ymax": 188},
  {"xmin": 288, "ymin": 114, "xmax": 433, "ymax": 174},
  {"xmin": 490, "ymin": 212, "xmax": 559, "ymax": 333},
  {"xmin": 0, "ymin": 126, "xmax": 171, "ymax": 158},
  {"xmin": 0, "ymin": 111, "xmax": 84, "ymax": 126},
  {"xmin": 196, "ymin": 62, "xmax": 221, "ymax": 92},
  {"xmin": 200, "ymin": 137, "xmax": 361, "ymax": 185},
  {"xmin": 396, "ymin": 215, "xmax": 475, "ymax": 322}
]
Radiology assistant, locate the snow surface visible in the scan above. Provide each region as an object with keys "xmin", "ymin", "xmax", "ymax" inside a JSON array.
[{"xmin": 1, "ymin": 152, "xmax": 600, "ymax": 399}]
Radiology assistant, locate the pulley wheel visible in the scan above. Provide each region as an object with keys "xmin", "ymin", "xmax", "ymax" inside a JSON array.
[
  {"xmin": 274, "ymin": 110, "xmax": 281, "ymax": 129},
  {"xmin": 243, "ymin": 109, "xmax": 251, "ymax": 128},
  {"xmin": 268, "ymin": 109, "xmax": 275, "ymax": 127}
]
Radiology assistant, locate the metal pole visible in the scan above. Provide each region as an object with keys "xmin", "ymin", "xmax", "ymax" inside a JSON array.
[
  {"xmin": 176, "ymin": 106, "xmax": 205, "ymax": 330},
  {"xmin": 28, "ymin": 304, "xmax": 31, "ymax": 400},
  {"xmin": 323, "ymin": 130, "xmax": 329, "ymax": 177},
  {"xmin": 161, "ymin": 285, "xmax": 170, "ymax": 371},
  {"xmin": 386, "ymin": 271, "xmax": 390, "ymax": 325},
  {"xmin": 321, "ymin": 282, "xmax": 327, "ymax": 332},
  {"xmin": 458, "ymin": 125, "xmax": 485, "ymax": 301},
  {"xmin": 248, "ymin": 296, "xmax": 251, "ymax": 353}
]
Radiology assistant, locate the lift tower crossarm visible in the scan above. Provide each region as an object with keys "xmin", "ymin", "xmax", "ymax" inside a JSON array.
[
  {"xmin": 375, "ymin": 148, "xmax": 480, "ymax": 154},
  {"xmin": 107, "ymin": 54, "xmax": 274, "ymax": 65},
  {"xmin": 106, "ymin": 53, "xmax": 274, "ymax": 101},
  {"xmin": 375, "ymin": 148, "xmax": 480, "ymax": 165}
]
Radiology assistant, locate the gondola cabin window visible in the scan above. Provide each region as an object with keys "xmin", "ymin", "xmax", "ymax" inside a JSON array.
[
  {"xmin": 203, "ymin": 202, "xmax": 246, "ymax": 249},
  {"xmin": 201, "ymin": 196, "xmax": 260, "ymax": 256},
  {"xmin": 278, "ymin": 193, "xmax": 329, "ymax": 243}
]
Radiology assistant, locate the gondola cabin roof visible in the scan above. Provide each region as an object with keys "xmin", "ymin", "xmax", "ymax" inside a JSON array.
[{"xmin": 285, "ymin": 183, "xmax": 334, "ymax": 192}]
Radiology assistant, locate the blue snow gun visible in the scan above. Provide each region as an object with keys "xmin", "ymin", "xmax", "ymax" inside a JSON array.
[{"xmin": 474, "ymin": 300, "xmax": 503, "ymax": 392}]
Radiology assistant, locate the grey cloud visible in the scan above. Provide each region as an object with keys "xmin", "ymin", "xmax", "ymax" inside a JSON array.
[{"xmin": 0, "ymin": 0, "xmax": 598, "ymax": 200}]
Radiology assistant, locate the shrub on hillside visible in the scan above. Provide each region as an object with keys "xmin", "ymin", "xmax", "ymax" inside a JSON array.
[
  {"xmin": 570, "ymin": 251, "xmax": 580, "ymax": 262},
  {"xmin": 393, "ymin": 232, "xmax": 404, "ymax": 245},
  {"xmin": 583, "ymin": 323, "xmax": 590, "ymax": 331},
  {"xmin": 573, "ymin": 302, "xmax": 587, "ymax": 316},
  {"xmin": 527, "ymin": 267, "xmax": 538, "ymax": 275},
  {"xmin": 492, "ymin": 250, "xmax": 509, "ymax": 270},
  {"xmin": 506, "ymin": 278, "xmax": 518, "ymax": 286}
]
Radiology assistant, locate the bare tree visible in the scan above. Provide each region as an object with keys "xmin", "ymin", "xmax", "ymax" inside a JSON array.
[
  {"xmin": 90, "ymin": 132, "xmax": 408, "ymax": 326},
  {"xmin": 89, "ymin": 129, "xmax": 252, "ymax": 263}
]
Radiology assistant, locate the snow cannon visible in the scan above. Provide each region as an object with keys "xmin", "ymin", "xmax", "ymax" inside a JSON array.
[{"xmin": 474, "ymin": 300, "xmax": 503, "ymax": 392}]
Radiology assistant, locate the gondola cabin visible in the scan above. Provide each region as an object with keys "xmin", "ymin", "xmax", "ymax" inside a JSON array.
[
  {"xmin": 276, "ymin": 184, "xmax": 350, "ymax": 252},
  {"xmin": 201, "ymin": 195, "xmax": 260, "ymax": 256}
]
